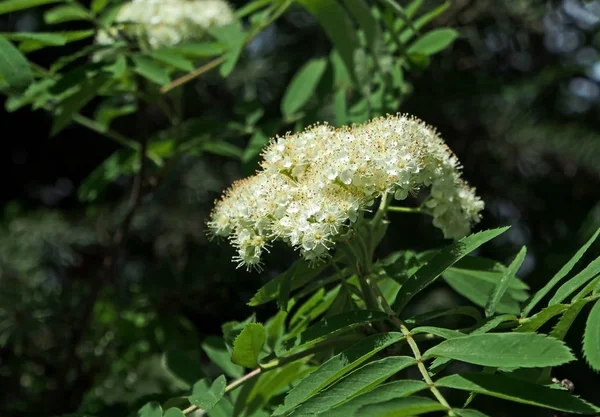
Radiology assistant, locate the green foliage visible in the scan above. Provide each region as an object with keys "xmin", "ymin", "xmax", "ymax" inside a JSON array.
[
  {"xmin": 0, "ymin": 35, "xmax": 33, "ymax": 92},
  {"xmin": 232, "ymin": 323, "xmax": 266, "ymax": 368},
  {"xmin": 189, "ymin": 375, "xmax": 227, "ymax": 411},
  {"xmin": 583, "ymin": 300, "xmax": 600, "ymax": 372}
]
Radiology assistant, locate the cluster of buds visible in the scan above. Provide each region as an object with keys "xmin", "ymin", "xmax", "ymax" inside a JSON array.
[
  {"xmin": 95, "ymin": 0, "xmax": 234, "ymax": 50},
  {"xmin": 209, "ymin": 114, "xmax": 484, "ymax": 270}
]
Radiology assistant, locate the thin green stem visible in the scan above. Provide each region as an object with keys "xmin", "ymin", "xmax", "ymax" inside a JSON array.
[{"xmin": 388, "ymin": 206, "xmax": 432, "ymax": 216}]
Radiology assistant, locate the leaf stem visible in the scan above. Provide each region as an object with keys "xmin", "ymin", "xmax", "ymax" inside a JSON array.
[{"xmin": 388, "ymin": 206, "xmax": 432, "ymax": 216}]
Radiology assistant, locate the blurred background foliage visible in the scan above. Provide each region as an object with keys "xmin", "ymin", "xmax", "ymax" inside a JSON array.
[{"xmin": 1, "ymin": 0, "xmax": 600, "ymax": 416}]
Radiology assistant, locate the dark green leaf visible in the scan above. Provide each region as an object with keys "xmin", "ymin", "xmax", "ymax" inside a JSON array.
[
  {"xmin": 291, "ymin": 356, "xmax": 415, "ymax": 416},
  {"xmin": 456, "ymin": 410, "xmax": 490, "ymax": 417},
  {"xmin": 485, "ymin": 246, "xmax": 527, "ymax": 317},
  {"xmin": 282, "ymin": 310, "xmax": 388, "ymax": 352},
  {"xmin": 514, "ymin": 304, "xmax": 569, "ymax": 333},
  {"xmin": 201, "ymin": 336, "xmax": 244, "ymax": 378},
  {"xmin": 392, "ymin": 227, "xmax": 510, "ymax": 313},
  {"xmin": 522, "ymin": 225, "xmax": 600, "ymax": 317},
  {"xmin": 274, "ymin": 332, "xmax": 404, "ymax": 416},
  {"xmin": 281, "ymin": 58, "xmax": 327, "ymax": 116},
  {"xmin": 51, "ymin": 75, "xmax": 108, "ymax": 136},
  {"xmin": 209, "ymin": 21, "xmax": 245, "ymax": 77},
  {"xmin": 437, "ymin": 373, "xmax": 599, "ymax": 414},
  {"xmin": 407, "ymin": 28, "xmax": 458, "ymax": 55},
  {"xmin": 132, "ymin": 55, "xmax": 170, "ymax": 85},
  {"xmin": 208, "ymin": 396, "xmax": 234, "ymax": 417},
  {"xmin": 249, "ymin": 259, "xmax": 330, "ymax": 306},
  {"xmin": 241, "ymin": 129, "xmax": 268, "ymax": 164},
  {"xmin": 398, "ymin": 1, "xmax": 450, "ymax": 44},
  {"xmin": 163, "ymin": 408, "xmax": 185, "ymax": 417},
  {"xmin": 342, "ymin": 0, "xmax": 381, "ymax": 53},
  {"xmin": 356, "ymin": 396, "xmax": 446, "ymax": 417},
  {"xmin": 168, "ymin": 42, "xmax": 225, "ymax": 58},
  {"xmin": 200, "ymin": 141, "xmax": 243, "ymax": 159},
  {"xmin": 91, "ymin": 0, "xmax": 110, "ymax": 14},
  {"xmin": 550, "ymin": 298, "xmax": 590, "ymax": 341},
  {"xmin": 189, "ymin": 375, "xmax": 227, "ymax": 411},
  {"xmin": 403, "ymin": 306, "xmax": 482, "ymax": 327},
  {"xmin": 137, "ymin": 401, "xmax": 162, "ymax": 417},
  {"xmin": 323, "ymin": 380, "xmax": 428, "ymax": 417},
  {"xmin": 165, "ymin": 347, "xmax": 204, "ymax": 386},
  {"xmin": 583, "ymin": 299, "xmax": 600, "ymax": 372},
  {"xmin": 231, "ymin": 323, "xmax": 265, "ymax": 368},
  {"xmin": 44, "ymin": 4, "xmax": 91, "ymax": 24},
  {"xmin": 548, "ymin": 256, "xmax": 600, "ymax": 305},
  {"xmin": 410, "ymin": 326, "xmax": 465, "ymax": 340},
  {"xmin": 1, "ymin": 32, "xmax": 66, "ymax": 46},
  {"xmin": 0, "ymin": 0, "xmax": 62, "ymax": 14},
  {"xmin": 0, "ymin": 35, "xmax": 32, "ymax": 92},
  {"xmin": 424, "ymin": 333, "xmax": 574, "ymax": 368}
]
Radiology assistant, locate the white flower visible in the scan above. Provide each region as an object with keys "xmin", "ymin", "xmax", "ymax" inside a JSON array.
[
  {"xmin": 94, "ymin": 0, "xmax": 234, "ymax": 52},
  {"xmin": 209, "ymin": 114, "xmax": 484, "ymax": 269}
]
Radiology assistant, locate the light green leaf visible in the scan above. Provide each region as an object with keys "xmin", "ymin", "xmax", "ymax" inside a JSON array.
[
  {"xmin": 356, "ymin": 396, "xmax": 446, "ymax": 417},
  {"xmin": 583, "ymin": 299, "xmax": 600, "ymax": 371},
  {"xmin": 291, "ymin": 356, "xmax": 415, "ymax": 416},
  {"xmin": 189, "ymin": 375, "xmax": 227, "ymax": 411},
  {"xmin": 0, "ymin": 35, "xmax": 32, "ymax": 92},
  {"xmin": 138, "ymin": 401, "xmax": 162, "ymax": 417},
  {"xmin": 209, "ymin": 21, "xmax": 245, "ymax": 77},
  {"xmin": 234, "ymin": 0, "xmax": 270, "ymax": 18},
  {"xmin": 147, "ymin": 50, "xmax": 194, "ymax": 72},
  {"xmin": 410, "ymin": 326, "xmax": 465, "ymax": 340},
  {"xmin": 231, "ymin": 323, "xmax": 266, "ymax": 368},
  {"xmin": 0, "ymin": 32, "xmax": 66, "ymax": 47},
  {"xmin": 249, "ymin": 259, "xmax": 331, "ymax": 306},
  {"xmin": 392, "ymin": 227, "xmax": 510, "ymax": 313},
  {"xmin": 522, "ymin": 225, "xmax": 600, "ymax": 317},
  {"xmin": 407, "ymin": 28, "xmax": 458, "ymax": 55},
  {"xmin": 264, "ymin": 310, "xmax": 287, "ymax": 352},
  {"xmin": 132, "ymin": 55, "xmax": 170, "ymax": 85},
  {"xmin": 163, "ymin": 408, "xmax": 185, "ymax": 417},
  {"xmin": 282, "ymin": 310, "xmax": 388, "ymax": 352},
  {"xmin": 550, "ymin": 298, "xmax": 590, "ymax": 341},
  {"xmin": 274, "ymin": 332, "xmax": 405, "ymax": 416},
  {"xmin": 398, "ymin": 1, "xmax": 450, "ymax": 44},
  {"xmin": 323, "ymin": 380, "xmax": 428, "ymax": 417},
  {"xmin": 437, "ymin": 373, "xmax": 599, "ymax": 414},
  {"xmin": 201, "ymin": 336, "xmax": 243, "ymax": 378},
  {"xmin": 298, "ymin": 0, "xmax": 359, "ymax": 81},
  {"xmin": 514, "ymin": 304, "xmax": 569, "ymax": 333},
  {"xmin": 485, "ymin": 246, "xmax": 527, "ymax": 317},
  {"xmin": 281, "ymin": 58, "xmax": 327, "ymax": 116},
  {"xmin": 573, "ymin": 274, "xmax": 600, "ymax": 301},
  {"xmin": 44, "ymin": 4, "xmax": 91, "ymax": 24},
  {"xmin": 0, "ymin": 0, "xmax": 62, "ymax": 14},
  {"xmin": 208, "ymin": 396, "xmax": 234, "ymax": 417},
  {"xmin": 424, "ymin": 333, "xmax": 574, "ymax": 368},
  {"xmin": 548, "ymin": 256, "xmax": 600, "ymax": 305},
  {"xmin": 91, "ymin": 0, "xmax": 110, "ymax": 14}
]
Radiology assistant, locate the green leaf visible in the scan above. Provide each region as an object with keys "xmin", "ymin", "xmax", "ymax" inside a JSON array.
[
  {"xmin": 342, "ymin": 0, "xmax": 381, "ymax": 53},
  {"xmin": 209, "ymin": 396, "xmax": 234, "ymax": 417},
  {"xmin": 437, "ymin": 373, "xmax": 600, "ymax": 414},
  {"xmin": 44, "ymin": 4, "xmax": 91, "ymax": 24},
  {"xmin": 548, "ymin": 256, "xmax": 600, "ymax": 305},
  {"xmin": 274, "ymin": 332, "xmax": 405, "ymax": 416},
  {"xmin": 424, "ymin": 333, "xmax": 574, "ymax": 368},
  {"xmin": 231, "ymin": 323, "xmax": 266, "ymax": 368},
  {"xmin": 199, "ymin": 141, "xmax": 243, "ymax": 159},
  {"xmin": 281, "ymin": 58, "xmax": 328, "ymax": 116},
  {"xmin": 485, "ymin": 246, "xmax": 527, "ymax": 317},
  {"xmin": 407, "ymin": 28, "xmax": 458, "ymax": 55},
  {"xmin": 398, "ymin": 1, "xmax": 450, "ymax": 44},
  {"xmin": 165, "ymin": 346, "xmax": 204, "ymax": 386},
  {"xmin": 356, "ymin": 396, "xmax": 446, "ymax": 417},
  {"xmin": 522, "ymin": 225, "xmax": 600, "ymax": 317},
  {"xmin": 282, "ymin": 310, "xmax": 388, "ymax": 352},
  {"xmin": 168, "ymin": 42, "xmax": 225, "ymax": 58},
  {"xmin": 241, "ymin": 129, "xmax": 268, "ymax": 164},
  {"xmin": 0, "ymin": 0, "xmax": 62, "ymax": 14},
  {"xmin": 298, "ymin": 0, "xmax": 359, "ymax": 81},
  {"xmin": 189, "ymin": 375, "xmax": 227, "ymax": 411},
  {"xmin": 583, "ymin": 299, "xmax": 600, "ymax": 372},
  {"xmin": 249, "ymin": 259, "xmax": 330, "ymax": 306},
  {"xmin": 163, "ymin": 408, "xmax": 185, "ymax": 417},
  {"xmin": 392, "ymin": 227, "xmax": 510, "ymax": 313},
  {"xmin": 323, "ymin": 380, "xmax": 428, "ymax": 417},
  {"xmin": 0, "ymin": 35, "xmax": 32, "ymax": 92},
  {"xmin": 137, "ymin": 401, "xmax": 162, "ymax": 417},
  {"xmin": 410, "ymin": 326, "xmax": 465, "ymax": 340},
  {"xmin": 0, "ymin": 32, "xmax": 67, "ymax": 47},
  {"xmin": 209, "ymin": 21, "xmax": 245, "ymax": 77},
  {"xmin": 51, "ymin": 75, "xmax": 107, "ymax": 136},
  {"xmin": 456, "ymin": 410, "xmax": 490, "ymax": 417},
  {"xmin": 146, "ymin": 50, "xmax": 194, "ymax": 72},
  {"xmin": 201, "ymin": 336, "xmax": 244, "ymax": 378},
  {"xmin": 91, "ymin": 0, "xmax": 110, "ymax": 14},
  {"xmin": 291, "ymin": 356, "xmax": 415, "ymax": 416},
  {"xmin": 573, "ymin": 274, "xmax": 600, "ymax": 301},
  {"xmin": 403, "ymin": 306, "xmax": 482, "ymax": 327},
  {"xmin": 514, "ymin": 304, "xmax": 569, "ymax": 333},
  {"xmin": 550, "ymin": 298, "xmax": 590, "ymax": 341},
  {"xmin": 264, "ymin": 310, "xmax": 287, "ymax": 352},
  {"xmin": 132, "ymin": 55, "xmax": 170, "ymax": 85}
]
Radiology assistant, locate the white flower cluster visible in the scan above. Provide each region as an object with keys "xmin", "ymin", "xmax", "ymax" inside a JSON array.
[
  {"xmin": 95, "ymin": 0, "xmax": 234, "ymax": 50},
  {"xmin": 209, "ymin": 114, "xmax": 484, "ymax": 270}
]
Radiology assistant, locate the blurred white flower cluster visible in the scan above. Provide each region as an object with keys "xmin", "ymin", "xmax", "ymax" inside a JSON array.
[
  {"xmin": 95, "ymin": 0, "xmax": 234, "ymax": 50},
  {"xmin": 209, "ymin": 114, "xmax": 484, "ymax": 270}
]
